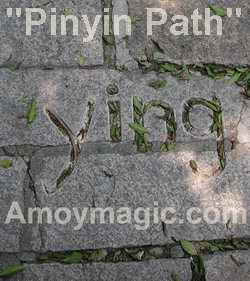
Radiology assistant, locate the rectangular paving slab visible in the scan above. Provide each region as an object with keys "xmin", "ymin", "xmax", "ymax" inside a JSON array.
[
  {"xmin": 0, "ymin": 259, "xmax": 191, "ymax": 281},
  {"xmin": 0, "ymin": 264, "xmax": 85, "ymax": 281},
  {"xmin": 124, "ymin": 0, "xmax": 250, "ymax": 65},
  {"xmin": 0, "ymin": 69, "xmax": 245, "ymax": 147},
  {"xmin": 2, "ymin": 251, "xmax": 250, "ymax": 281},
  {"xmin": 0, "ymin": 0, "xmax": 103, "ymax": 67},
  {"xmin": 80, "ymin": 251, "xmax": 250, "ymax": 281},
  {"xmin": 26, "ymin": 144, "xmax": 250, "ymax": 251},
  {"xmin": 205, "ymin": 251, "xmax": 250, "ymax": 281}
]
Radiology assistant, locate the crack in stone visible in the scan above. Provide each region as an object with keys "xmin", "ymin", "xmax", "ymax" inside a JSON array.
[
  {"xmin": 26, "ymin": 160, "xmax": 46, "ymax": 252},
  {"xmin": 102, "ymin": 0, "xmax": 117, "ymax": 67}
]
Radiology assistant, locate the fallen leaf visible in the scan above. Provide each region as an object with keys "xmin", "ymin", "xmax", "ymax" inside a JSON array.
[
  {"xmin": 129, "ymin": 123, "xmax": 148, "ymax": 136},
  {"xmin": 189, "ymin": 160, "xmax": 198, "ymax": 173},
  {"xmin": 0, "ymin": 159, "xmax": 13, "ymax": 169},
  {"xmin": 62, "ymin": 252, "xmax": 82, "ymax": 264},
  {"xmin": 180, "ymin": 240, "xmax": 198, "ymax": 256},
  {"xmin": 26, "ymin": 98, "xmax": 37, "ymax": 124},
  {"xmin": 0, "ymin": 265, "xmax": 24, "ymax": 278},
  {"xmin": 79, "ymin": 54, "xmax": 86, "ymax": 66},
  {"xmin": 208, "ymin": 4, "xmax": 227, "ymax": 17}
]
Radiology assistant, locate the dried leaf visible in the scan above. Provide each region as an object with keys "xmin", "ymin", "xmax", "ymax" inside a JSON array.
[{"xmin": 190, "ymin": 160, "xmax": 198, "ymax": 173}]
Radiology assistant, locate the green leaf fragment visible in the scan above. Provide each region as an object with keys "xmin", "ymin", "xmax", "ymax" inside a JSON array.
[
  {"xmin": 180, "ymin": 240, "xmax": 198, "ymax": 256},
  {"xmin": 209, "ymin": 245, "xmax": 220, "ymax": 252},
  {"xmin": 159, "ymin": 63, "xmax": 178, "ymax": 73},
  {"xmin": 7, "ymin": 63, "xmax": 19, "ymax": 72},
  {"xmin": 230, "ymin": 71, "xmax": 242, "ymax": 83},
  {"xmin": 63, "ymin": 8, "xmax": 72, "ymax": 16},
  {"xmin": 208, "ymin": 4, "xmax": 227, "ymax": 17},
  {"xmin": 26, "ymin": 99, "xmax": 37, "ymax": 124},
  {"xmin": 191, "ymin": 255, "xmax": 206, "ymax": 281},
  {"xmin": 79, "ymin": 54, "xmax": 86, "ymax": 66},
  {"xmin": 133, "ymin": 96, "xmax": 144, "ymax": 115},
  {"xmin": 236, "ymin": 67, "xmax": 249, "ymax": 73},
  {"xmin": 148, "ymin": 80, "xmax": 167, "ymax": 90},
  {"xmin": 214, "ymin": 73, "xmax": 226, "ymax": 80},
  {"xmin": 129, "ymin": 123, "xmax": 148, "ymax": 136},
  {"xmin": 20, "ymin": 95, "xmax": 29, "ymax": 104},
  {"xmin": 37, "ymin": 255, "xmax": 49, "ymax": 261},
  {"xmin": 130, "ymin": 16, "xmax": 142, "ymax": 24},
  {"xmin": 0, "ymin": 159, "xmax": 13, "ymax": 169},
  {"xmin": 206, "ymin": 66, "xmax": 215, "ymax": 78},
  {"xmin": 62, "ymin": 252, "xmax": 82, "ymax": 264},
  {"xmin": 243, "ymin": 72, "xmax": 250, "ymax": 82},
  {"xmin": 0, "ymin": 265, "xmax": 24, "ymax": 278},
  {"xmin": 161, "ymin": 143, "xmax": 176, "ymax": 152}
]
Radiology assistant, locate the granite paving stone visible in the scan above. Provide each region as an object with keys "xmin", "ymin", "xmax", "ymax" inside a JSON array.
[
  {"xmin": 26, "ymin": 145, "xmax": 250, "ymax": 251},
  {"xmin": 0, "ymin": 157, "xmax": 27, "ymax": 252},
  {"xmin": 0, "ymin": 69, "xmax": 245, "ymax": 147},
  {"xmin": 0, "ymin": 0, "xmax": 103, "ymax": 67},
  {"xmin": 126, "ymin": 0, "xmax": 250, "ymax": 65}
]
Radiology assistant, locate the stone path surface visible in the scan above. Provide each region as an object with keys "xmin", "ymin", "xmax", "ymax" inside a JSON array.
[
  {"xmin": 0, "ymin": 0, "xmax": 250, "ymax": 280},
  {"xmin": 0, "ymin": 0, "xmax": 103, "ymax": 67},
  {"xmin": 125, "ymin": 0, "xmax": 250, "ymax": 66}
]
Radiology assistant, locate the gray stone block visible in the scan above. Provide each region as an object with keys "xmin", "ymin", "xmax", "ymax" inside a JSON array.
[
  {"xmin": 0, "ymin": 254, "xmax": 20, "ymax": 270},
  {"xmin": 0, "ymin": 69, "xmax": 118, "ymax": 146},
  {"xmin": 205, "ymin": 251, "xmax": 250, "ymax": 281},
  {"xmin": 4, "ymin": 259, "xmax": 191, "ymax": 281},
  {"xmin": 12, "ymin": 263, "xmax": 84, "ymax": 281},
  {"xmin": 113, "ymin": 0, "xmax": 139, "ymax": 70},
  {"xmin": 126, "ymin": 0, "xmax": 250, "ymax": 65},
  {"xmin": 82, "ymin": 259, "xmax": 191, "ymax": 281},
  {"xmin": 0, "ymin": 157, "xmax": 27, "ymax": 252},
  {"xmin": 127, "ymin": 72, "xmax": 243, "ymax": 144},
  {"xmin": 0, "ymin": 0, "xmax": 103, "ymax": 67},
  {"xmin": 27, "ymin": 144, "xmax": 250, "ymax": 251},
  {"xmin": 0, "ymin": 69, "xmax": 244, "ymax": 147}
]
